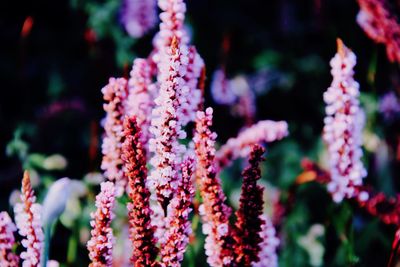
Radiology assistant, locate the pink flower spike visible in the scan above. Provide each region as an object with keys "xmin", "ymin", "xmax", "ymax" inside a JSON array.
[
  {"xmin": 253, "ymin": 215, "xmax": 280, "ymax": 267},
  {"xmin": 160, "ymin": 156, "xmax": 195, "ymax": 267},
  {"xmin": 121, "ymin": 0, "xmax": 157, "ymax": 38},
  {"xmin": 87, "ymin": 181, "xmax": 116, "ymax": 267},
  {"xmin": 14, "ymin": 171, "xmax": 44, "ymax": 267},
  {"xmin": 323, "ymin": 39, "xmax": 367, "ymax": 203},
  {"xmin": 0, "ymin": 211, "xmax": 19, "ymax": 266},
  {"xmin": 194, "ymin": 108, "xmax": 234, "ymax": 267},
  {"xmin": 101, "ymin": 77, "xmax": 128, "ymax": 196},
  {"xmin": 216, "ymin": 120, "xmax": 288, "ymax": 170}
]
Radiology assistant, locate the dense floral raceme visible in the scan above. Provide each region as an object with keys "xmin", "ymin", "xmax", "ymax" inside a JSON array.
[
  {"xmin": 121, "ymin": 0, "xmax": 158, "ymax": 38},
  {"xmin": 216, "ymin": 120, "xmax": 288, "ymax": 169},
  {"xmin": 87, "ymin": 181, "xmax": 116, "ymax": 267},
  {"xmin": 0, "ymin": 212, "xmax": 19, "ymax": 266},
  {"xmin": 101, "ymin": 77, "xmax": 128, "ymax": 196},
  {"xmin": 148, "ymin": 37, "xmax": 188, "ymax": 212},
  {"xmin": 126, "ymin": 58, "xmax": 156, "ymax": 147},
  {"xmin": 233, "ymin": 144, "xmax": 265, "ymax": 266},
  {"xmin": 356, "ymin": 0, "xmax": 400, "ymax": 63},
  {"xmin": 194, "ymin": 108, "xmax": 234, "ymax": 267},
  {"xmin": 14, "ymin": 171, "xmax": 44, "ymax": 267},
  {"xmin": 253, "ymin": 215, "xmax": 280, "ymax": 267},
  {"xmin": 160, "ymin": 156, "xmax": 195, "ymax": 267},
  {"xmin": 121, "ymin": 116, "xmax": 159, "ymax": 267},
  {"xmin": 323, "ymin": 39, "xmax": 367, "ymax": 203}
]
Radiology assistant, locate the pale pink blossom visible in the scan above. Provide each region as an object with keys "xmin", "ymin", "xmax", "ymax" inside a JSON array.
[
  {"xmin": 14, "ymin": 171, "xmax": 44, "ymax": 267},
  {"xmin": 252, "ymin": 215, "xmax": 280, "ymax": 267},
  {"xmin": 121, "ymin": 0, "xmax": 158, "ymax": 38},
  {"xmin": 0, "ymin": 211, "xmax": 19, "ymax": 266},
  {"xmin": 87, "ymin": 181, "xmax": 116, "ymax": 267},
  {"xmin": 210, "ymin": 67, "xmax": 237, "ymax": 105},
  {"xmin": 323, "ymin": 39, "xmax": 367, "ymax": 203},
  {"xmin": 101, "ymin": 77, "xmax": 128, "ymax": 196},
  {"xmin": 216, "ymin": 120, "xmax": 288, "ymax": 169}
]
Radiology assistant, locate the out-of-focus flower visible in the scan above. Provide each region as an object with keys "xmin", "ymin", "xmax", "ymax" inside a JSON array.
[
  {"xmin": 84, "ymin": 172, "xmax": 105, "ymax": 185},
  {"xmin": 379, "ymin": 91, "xmax": 400, "ymax": 120},
  {"xmin": 14, "ymin": 171, "xmax": 44, "ymax": 267},
  {"xmin": 87, "ymin": 181, "xmax": 116, "ymax": 267},
  {"xmin": 194, "ymin": 108, "xmax": 234, "ymax": 267},
  {"xmin": 298, "ymin": 224, "xmax": 325, "ymax": 267},
  {"xmin": 121, "ymin": 0, "xmax": 157, "ymax": 38},
  {"xmin": 252, "ymin": 215, "xmax": 280, "ymax": 267},
  {"xmin": 46, "ymin": 260, "xmax": 59, "ymax": 267},
  {"xmin": 42, "ymin": 154, "xmax": 68, "ymax": 171},
  {"xmin": 149, "ymin": 37, "xmax": 188, "ymax": 212},
  {"xmin": 211, "ymin": 67, "xmax": 237, "ymax": 105},
  {"xmin": 0, "ymin": 211, "xmax": 19, "ymax": 265},
  {"xmin": 113, "ymin": 226, "xmax": 132, "ymax": 267},
  {"xmin": 232, "ymin": 145, "xmax": 265, "ymax": 266},
  {"xmin": 122, "ymin": 117, "xmax": 159, "ymax": 266},
  {"xmin": 323, "ymin": 39, "xmax": 367, "ymax": 203},
  {"xmin": 160, "ymin": 157, "xmax": 195, "ymax": 267},
  {"xmin": 356, "ymin": 0, "xmax": 400, "ymax": 63},
  {"xmin": 216, "ymin": 120, "xmax": 288, "ymax": 170},
  {"xmin": 8, "ymin": 190, "xmax": 21, "ymax": 207},
  {"xmin": 42, "ymin": 178, "xmax": 72, "ymax": 226},
  {"xmin": 101, "ymin": 77, "xmax": 128, "ymax": 196}
]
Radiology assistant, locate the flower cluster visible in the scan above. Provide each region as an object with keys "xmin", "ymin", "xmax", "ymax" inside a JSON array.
[
  {"xmin": 356, "ymin": 0, "xmax": 400, "ymax": 63},
  {"xmin": 323, "ymin": 39, "xmax": 367, "ymax": 203},
  {"xmin": 87, "ymin": 181, "xmax": 116, "ymax": 267},
  {"xmin": 253, "ymin": 215, "xmax": 280, "ymax": 267},
  {"xmin": 232, "ymin": 145, "xmax": 265, "ymax": 266},
  {"xmin": 194, "ymin": 108, "xmax": 234, "ymax": 266},
  {"xmin": 121, "ymin": 0, "xmax": 158, "ymax": 38},
  {"xmin": 14, "ymin": 171, "xmax": 44, "ymax": 267},
  {"xmin": 379, "ymin": 91, "xmax": 400, "ymax": 121},
  {"xmin": 0, "ymin": 212, "xmax": 19, "ymax": 266},
  {"xmin": 216, "ymin": 120, "xmax": 288, "ymax": 169},
  {"xmin": 121, "ymin": 116, "xmax": 159, "ymax": 267},
  {"xmin": 101, "ymin": 77, "xmax": 129, "ymax": 195}
]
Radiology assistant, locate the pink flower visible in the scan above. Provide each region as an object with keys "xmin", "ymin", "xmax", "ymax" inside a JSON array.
[
  {"xmin": 121, "ymin": 0, "xmax": 158, "ymax": 38},
  {"xmin": 101, "ymin": 77, "xmax": 128, "ymax": 196},
  {"xmin": 253, "ymin": 215, "xmax": 280, "ymax": 267},
  {"xmin": 379, "ymin": 91, "xmax": 400, "ymax": 120},
  {"xmin": 87, "ymin": 181, "xmax": 116, "ymax": 267},
  {"xmin": 160, "ymin": 157, "xmax": 195, "ymax": 267},
  {"xmin": 356, "ymin": 0, "xmax": 400, "ymax": 63},
  {"xmin": 211, "ymin": 67, "xmax": 237, "ymax": 105},
  {"xmin": 149, "ymin": 37, "xmax": 188, "ymax": 212},
  {"xmin": 194, "ymin": 108, "xmax": 234, "ymax": 267},
  {"xmin": 216, "ymin": 120, "xmax": 288, "ymax": 170},
  {"xmin": 0, "ymin": 211, "xmax": 19, "ymax": 266},
  {"xmin": 14, "ymin": 171, "xmax": 44, "ymax": 267},
  {"xmin": 126, "ymin": 58, "xmax": 157, "ymax": 147},
  {"xmin": 323, "ymin": 39, "xmax": 367, "ymax": 203}
]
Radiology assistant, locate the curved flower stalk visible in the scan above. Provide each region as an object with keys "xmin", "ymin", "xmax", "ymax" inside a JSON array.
[
  {"xmin": 101, "ymin": 77, "xmax": 128, "ymax": 196},
  {"xmin": 14, "ymin": 171, "xmax": 44, "ymax": 267},
  {"xmin": 232, "ymin": 144, "xmax": 265, "ymax": 266},
  {"xmin": 121, "ymin": 0, "xmax": 157, "ymax": 38},
  {"xmin": 149, "ymin": 37, "xmax": 188, "ymax": 212},
  {"xmin": 87, "ymin": 181, "xmax": 116, "ymax": 267},
  {"xmin": 323, "ymin": 39, "xmax": 367, "ymax": 203},
  {"xmin": 0, "ymin": 212, "xmax": 19, "ymax": 266},
  {"xmin": 121, "ymin": 116, "xmax": 159, "ymax": 267},
  {"xmin": 210, "ymin": 67, "xmax": 237, "ymax": 105},
  {"xmin": 160, "ymin": 156, "xmax": 195, "ymax": 267},
  {"xmin": 194, "ymin": 108, "xmax": 234, "ymax": 267},
  {"xmin": 216, "ymin": 120, "xmax": 288, "ymax": 170},
  {"xmin": 252, "ymin": 215, "xmax": 280, "ymax": 267},
  {"xmin": 356, "ymin": 0, "xmax": 400, "ymax": 63},
  {"xmin": 126, "ymin": 59, "xmax": 156, "ymax": 147}
]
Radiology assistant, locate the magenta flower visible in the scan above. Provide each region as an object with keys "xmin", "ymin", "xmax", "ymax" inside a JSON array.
[
  {"xmin": 194, "ymin": 108, "xmax": 234, "ymax": 267},
  {"xmin": 160, "ymin": 156, "xmax": 195, "ymax": 267},
  {"xmin": 379, "ymin": 91, "xmax": 400, "ymax": 120},
  {"xmin": 323, "ymin": 39, "xmax": 367, "ymax": 203},
  {"xmin": 14, "ymin": 171, "xmax": 44, "ymax": 267},
  {"xmin": 87, "ymin": 181, "xmax": 116, "ymax": 267},
  {"xmin": 216, "ymin": 120, "xmax": 288, "ymax": 170},
  {"xmin": 121, "ymin": 0, "xmax": 158, "ymax": 38},
  {"xmin": 101, "ymin": 77, "xmax": 128, "ymax": 196},
  {"xmin": 0, "ymin": 211, "xmax": 19, "ymax": 266}
]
